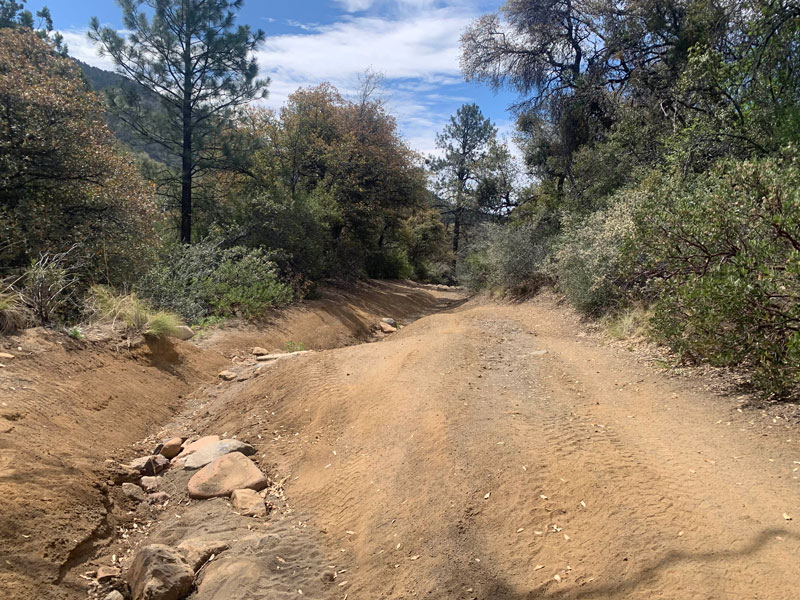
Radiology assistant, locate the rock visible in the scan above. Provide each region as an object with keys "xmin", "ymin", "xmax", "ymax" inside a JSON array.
[
  {"xmin": 148, "ymin": 492, "xmax": 170, "ymax": 504},
  {"xmin": 194, "ymin": 557, "xmax": 261, "ymax": 599},
  {"xmin": 126, "ymin": 455, "xmax": 169, "ymax": 476},
  {"xmin": 159, "ymin": 437, "xmax": 183, "ymax": 459},
  {"xmin": 218, "ymin": 370, "xmax": 236, "ymax": 381},
  {"xmin": 251, "ymin": 347, "xmax": 269, "ymax": 356},
  {"xmin": 183, "ymin": 439, "xmax": 256, "ymax": 470},
  {"xmin": 174, "ymin": 436, "xmax": 219, "ymax": 461},
  {"xmin": 187, "ymin": 453, "xmax": 268, "ymax": 499},
  {"xmin": 104, "ymin": 592, "xmax": 125, "ymax": 600},
  {"xmin": 170, "ymin": 326, "xmax": 195, "ymax": 341},
  {"xmin": 230, "ymin": 489, "xmax": 267, "ymax": 517},
  {"xmin": 379, "ymin": 322, "xmax": 397, "ymax": 334},
  {"xmin": 105, "ymin": 460, "xmax": 140, "ymax": 484},
  {"xmin": 96, "ymin": 565, "xmax": 121, "ymax": 584},
  {"xmin": 321, "ymin": 570, "xmax": 336, "ymax": 582},
  {"xmin": 381, "ymin": 318, "xmax": 396, "ymax": 327},
  {"xmin": 177, "ymin": 538, "xmax": 230, "ymax": 572},
  {"xmin": 125, "ymin": 544, "xmax": 194, "ymax": 600},
  {"xmin": 122, "ymin": 482, "xmax": 146, "ymax": 503},
  {"xmin": 140, "ymin": 476, "xmax": 161, "ymax": 492},
  {"xmin": 0, "ymin": 352, "xmax": 15, "ymax": 360}
]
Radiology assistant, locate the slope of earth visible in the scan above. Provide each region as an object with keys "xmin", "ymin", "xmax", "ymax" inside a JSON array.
[
  {"xmin": 0, "ymin": 331, "xmax": 227, "ymax": 600},
  {"xmin": 161, "ymin": 293, "xmax": 800, "ymax": 599},
  {"xmin": 0, "ymin": 280, "xmax": 461, "ymax": 600},
  {"xmin": 196, "ymin": 279, "xmax": 461, "ymax": 356}
]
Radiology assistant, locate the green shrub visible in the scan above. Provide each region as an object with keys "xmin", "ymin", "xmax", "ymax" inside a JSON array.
[
  {"xmin": 631, "ymin": 149, "xmax": 800, "ymax": 398},
  {"xmin": 551, "ymin": 194, "xmax": 637, "ymax": 314},
  {"xmin": 459, "ymin": 211, "xmax": 559, "ymax": 293},
  {"xmin": 137, "ymin": 241, "xmax": 294, "ymax": 322},
  {"xmin": 365, "ymin": 247, "xmax": 414, "ymax": 279},
  {"xmin": 88, "ymin": 285, "xmax": 184, "ymax": 338}
]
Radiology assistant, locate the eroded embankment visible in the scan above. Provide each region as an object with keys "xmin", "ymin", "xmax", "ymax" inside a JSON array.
[{"xmin": 0, "ymin": 280, "xmax": 460, "ymax": 600}]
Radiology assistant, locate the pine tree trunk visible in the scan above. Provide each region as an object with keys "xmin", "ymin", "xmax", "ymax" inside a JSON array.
[{"xmin": 180, "ymin": 27, "xmax": 192, "ymax": 244}]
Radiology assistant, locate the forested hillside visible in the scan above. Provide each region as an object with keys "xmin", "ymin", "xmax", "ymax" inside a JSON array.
[{"xmin": 458, "ymin": 0, "xmax": 800, "ymax": 399}]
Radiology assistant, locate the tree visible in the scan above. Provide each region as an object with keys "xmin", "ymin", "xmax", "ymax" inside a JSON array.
[
  {"xmin": 0, "ymin": 29, "xmax": 156, "ymax": 283},
  {"xmin": 0, "ymin": 0, "xmax": 66, "ymax": 54},
  {"xmin": 89, "ymin": 0, "xmax": 268, "ymax": 243},
  {"xmin": 430, "ymin": 103, "xmax": 500, "ymax": 258}
]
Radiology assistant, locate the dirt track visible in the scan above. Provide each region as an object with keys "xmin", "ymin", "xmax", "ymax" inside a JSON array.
[
  {"xmin": 5, "ymin": 284, "xmax": 800, "ymax": 599},
  {"xmin": 189, "ymin": 293, "xmax": 800, "ymax": 598}
]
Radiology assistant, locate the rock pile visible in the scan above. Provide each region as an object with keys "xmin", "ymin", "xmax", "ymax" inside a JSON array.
[{"xmin": 100, "ymin": 432, "xmax": 270, "ymax": 599}]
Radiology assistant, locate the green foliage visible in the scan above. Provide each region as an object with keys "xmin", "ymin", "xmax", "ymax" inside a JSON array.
[
  {"xmin": 0, "ymin": 29, "xmax": 158, "ymax": 286},
  {"xmin": 89, "ymin": 0, "xmax": 268, "ymax": 243},
  {"xmin": 137, "ymin": 241, "xmax": 294, "ymax": 323},
  {"xmin": 66, "ymin": 327, "xmax": 84, "ymax": 340},
  {"xmin": 551, "ymin": 195, "xmax": 637, "ymax": 314},
  {"xmin": 284, "ymin": 341, "xmax": 305, "ymax": 353},
  {"xmin": 627, "ymin": 151, "xmax": 800, "ymax": 397},
  {"xmin": 88, "ymin": 285, "xmax": 184, "ymax": 339},
  {"xmin": 365, "ymin": 248, "xmax": 414, "ymax": 280},
  {"xmin": 459, "ymin": 210, "xmax": 559, "ymax": 293}
]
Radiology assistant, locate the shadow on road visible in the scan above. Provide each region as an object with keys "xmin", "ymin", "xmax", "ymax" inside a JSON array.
[{"xmin": 480, "ymin": 528, "xmax": 799, "ymax": 599}]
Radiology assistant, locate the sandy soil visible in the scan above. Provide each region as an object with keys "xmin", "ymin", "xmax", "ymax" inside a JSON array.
[{"xmin": 5, "ymin": 284, "xmax": 800, "ymax": 599}]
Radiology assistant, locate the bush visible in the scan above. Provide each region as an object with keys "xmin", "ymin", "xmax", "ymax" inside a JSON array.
[
  {"xmin": 551, "ymin": 194, "xmax": 637, "ymax": 314},
  {"xmin": 87, "ymin": 285, "xmax": 183, "ymax": 338},
  {"xmin": 365, "ymin": 247, "xmax": 414, "ymax": 279},
  {"xmin": 0, "ymin": 287, "xmax": 29, "ymax": 334},
  {"xmin": 21, "ymin": 250, "xmax": 78, "ymax": 325},
  {"xmin": 458, "ymin": 209, "xmax": 559, "ymax": 293},
  {"xmin": 137, "ymin": 241, "xmax": 294, "ymax": 323},
  {"xmin": 630, "ymin": 149, "xmax": 800, "ymax": 397}
]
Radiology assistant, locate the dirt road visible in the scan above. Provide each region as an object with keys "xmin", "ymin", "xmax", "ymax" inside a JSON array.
[
  {"xmin": 194, "ymin": 294, "xmax": 800, "ymax": 599},
  {"xmin": 6, "ymin": 284, "xmax": 800, "ymax": 599}
]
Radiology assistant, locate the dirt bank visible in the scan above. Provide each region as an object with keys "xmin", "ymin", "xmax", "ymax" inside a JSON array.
[{"xmin": 0, "ymin": 280, "xmax": 460, "ymax": 600}]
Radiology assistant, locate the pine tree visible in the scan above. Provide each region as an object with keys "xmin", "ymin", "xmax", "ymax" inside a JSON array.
[{"xmin": 90, "ymin": 0, "xmax": 269, "ymax": 243}]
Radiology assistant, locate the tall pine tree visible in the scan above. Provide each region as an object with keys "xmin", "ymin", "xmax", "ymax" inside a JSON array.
[{"xmin": 90, "ymin": 0, "xmax": 268, "ymax": 243}]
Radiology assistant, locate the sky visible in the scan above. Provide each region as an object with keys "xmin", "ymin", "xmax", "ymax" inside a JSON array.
[{"xmin": 28, "ymin": 0, "xmax": 520, "ymax": 157}]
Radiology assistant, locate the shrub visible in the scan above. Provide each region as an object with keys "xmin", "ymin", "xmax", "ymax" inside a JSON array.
[
  {"xmin": 137, "ymin": 241, "xmax": 294, "ymax": 323},
  {"xmin": 0, "ymin": 287, "xmax": 29, "ymax": 334},
  {"xmin": 551, "ymin": 194, "xmax": 637, "ymax": 314},
  {"xmin": 365, "ymin": 247, "xmax": 414, "ymax": 280},
  {"xmin": 631, "ymin": 149, "xmax": 800, "ymax": 398},
  {"xmin": 88, "ymin": 285, "xmax": 183, "ymax": 339},
  {"xmin": 21, "ymin": 250, "xmax": 78, "ymax": 325},
  {"xmin": 459, "ymin": 209, "xmax": 559, "ymax": 293}
]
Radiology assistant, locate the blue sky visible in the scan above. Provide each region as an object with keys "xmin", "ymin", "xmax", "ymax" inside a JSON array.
[{"xmin": 29, "ymin": 0, "xmax": 519, "ymax": 156}]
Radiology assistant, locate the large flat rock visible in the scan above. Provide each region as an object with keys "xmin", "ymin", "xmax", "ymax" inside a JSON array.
[
  {"xmin": 187, "ymin": 453, "xmax": 268, "ymax": 499},
  {"xmin": 183, "ymin": 439, "xmax": 255, "ymax": 470}
]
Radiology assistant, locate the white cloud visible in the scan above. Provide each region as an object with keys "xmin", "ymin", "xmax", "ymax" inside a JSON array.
[
  {"xmin": 61, "ymin": 29, "xmax": 117, "ymax": 71},
  {"xmin": 255, "ymin": 5, "xmax": 480, "ymax": 152},
  {"xmin": 333, "ymin": 0, "xmax": 375, "ymax": 11}
]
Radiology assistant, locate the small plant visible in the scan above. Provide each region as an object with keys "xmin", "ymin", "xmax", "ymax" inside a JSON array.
[
  {"xmin": 88, "ymin": 285, "xmax": 183, "ymax": 339},
  {"xmin": 21, "ymin": 249, "xmax": 78, "ymax": 325},
  {"xmin": 0, "ymin": 287, "xmax": 29, "ymax": 334},
  {"xmin": 285, "ymin": 341, "xmax": 306, "ymax": 353},
  {"xmin": 144, "ymin": 311, "xmax": 182, "ymax": 339},
  {"xmin": 67, "ymin": 327, "xmax": 84, "ymax": 340}
]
